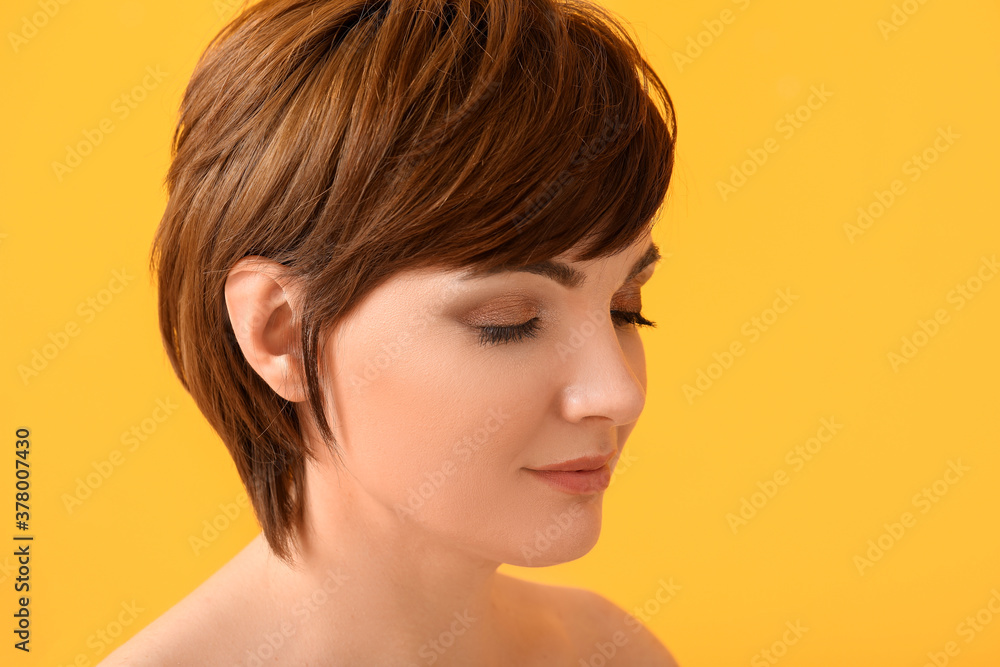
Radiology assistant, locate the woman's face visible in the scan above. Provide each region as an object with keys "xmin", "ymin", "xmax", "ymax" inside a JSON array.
[{"xmin": 308, "ymin": 231, "xmax": 660, "ymax": 566}]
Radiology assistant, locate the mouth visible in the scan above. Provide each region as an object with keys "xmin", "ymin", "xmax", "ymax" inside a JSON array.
[
  {"xmin": 525, "ymin": 465, "xmax": 612, "ymax": 494},
  {"xmin": 529, "ymin": 453, "xmax": 615, "ymax": 473}
]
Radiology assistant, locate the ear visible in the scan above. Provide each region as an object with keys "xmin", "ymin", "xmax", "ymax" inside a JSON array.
[{"xmin": 224, "ymin": 256, "xmax": 307, "ymax": 402}]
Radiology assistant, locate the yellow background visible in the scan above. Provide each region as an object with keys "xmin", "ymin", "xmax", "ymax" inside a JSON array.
[{"xmin": 2, "ymin": 0, "xmax": 998, "ymax": 664}]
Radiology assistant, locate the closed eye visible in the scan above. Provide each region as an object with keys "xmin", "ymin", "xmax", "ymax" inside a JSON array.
[{"xmin": 477, "ymin": 309, "xmax": 655, "ymax": 347}]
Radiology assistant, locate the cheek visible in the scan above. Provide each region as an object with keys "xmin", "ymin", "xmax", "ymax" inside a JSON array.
[
  {"xmin": 622, "ymin": 330, "xmax": 648, "ymax": 392},
  {"xmin": 316, "ymin": 316, "xmax": 621, "ymax": 561},
  {"xmin": 322, "ymin": 321, "xmax": 538, "ymax": 519}
]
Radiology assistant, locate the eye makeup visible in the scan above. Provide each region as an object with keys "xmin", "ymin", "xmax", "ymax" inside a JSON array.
[
  {"xmin": 475, "ymin": 307, "xmax": 656, "ymax": 347},
  {"xmin": 470, "ymin": 271, "xmax": 658, "ymax": 347},
  {"xmin": 453, "ymin": 248, "xmax": 662, "ymax": 347}
]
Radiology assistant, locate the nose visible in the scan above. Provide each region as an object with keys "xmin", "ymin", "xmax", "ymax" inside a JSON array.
[{"xmin": 555, "ymin": 307, "xmax": 647, "ymax": 427}]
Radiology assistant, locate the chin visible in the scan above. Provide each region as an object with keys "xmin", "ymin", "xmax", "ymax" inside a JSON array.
[{"xmin": 506, "ymin": 498, "xmax": 604, "ymax": 567}]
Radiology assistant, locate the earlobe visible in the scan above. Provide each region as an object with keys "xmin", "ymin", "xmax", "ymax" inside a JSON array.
[{"xmin": 224, "ymin": 256, "xmax": 307, "ymax": 402}]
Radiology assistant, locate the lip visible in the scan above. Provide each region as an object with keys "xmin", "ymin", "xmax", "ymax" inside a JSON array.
[
  {"xmin": 526, "ymin": 466, "xmax": 612, "ymax": 494},
  {"xmin": 529, "ymin": 454, "xmax": 615, "ymax": 472}
]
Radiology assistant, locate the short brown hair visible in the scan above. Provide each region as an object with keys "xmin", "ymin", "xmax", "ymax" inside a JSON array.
[{"xmin": 151, "ymin": 0, "xmax": 677, "ymax": 563}]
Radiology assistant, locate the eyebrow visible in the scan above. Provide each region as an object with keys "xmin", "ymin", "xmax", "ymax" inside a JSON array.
[{"xmin": 462, "ymin": 242, "xmax": 661, "ymax": 289}]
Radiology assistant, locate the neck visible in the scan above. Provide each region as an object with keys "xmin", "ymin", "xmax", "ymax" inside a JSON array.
[{"xmin": 251, "ymin": 456, "xmax": 521, "ymax": 666}]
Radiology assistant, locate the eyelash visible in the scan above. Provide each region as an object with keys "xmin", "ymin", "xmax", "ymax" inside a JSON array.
[{"xmin": 477, "ymin": 309, "xmax": 657, "ymax": 347}]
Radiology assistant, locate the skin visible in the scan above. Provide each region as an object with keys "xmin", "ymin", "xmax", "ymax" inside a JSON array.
[{"xmin": 98, "ymin": 230, "xmax": 679, "ymax": 666}]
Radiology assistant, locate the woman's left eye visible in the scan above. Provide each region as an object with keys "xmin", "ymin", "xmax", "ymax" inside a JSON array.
[
  {"xmin": 610, "ymin": 309, "xmax": 656, "ymax": 329},
  {"xmin": 477, "ymin": 310, "xmax": 656, "ymax": 347}
]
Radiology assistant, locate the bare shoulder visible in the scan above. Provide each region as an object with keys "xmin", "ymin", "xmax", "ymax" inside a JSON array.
[
  {"xmin": 499, "ymin": 575, "xmax": 680, "ymax": 667},
  {"xmin": 96, "ymin": 599, "xmax": 201, "ymax": 666},
  {"xmin": 579, "ymin": 589, "xmax": 680, "ymax": 666},
  {"xmin": 96, "ymin": 579, "xmax": 243, "ymax": 666},
  {"xmin": 97, "ymin": 539, "xmax": 269, "ymax": 666}
]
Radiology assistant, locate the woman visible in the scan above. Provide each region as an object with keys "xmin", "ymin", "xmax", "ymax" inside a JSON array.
[{"xmin": 101, "ymin": 0, "xmax": 679, "ymax": 663}]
